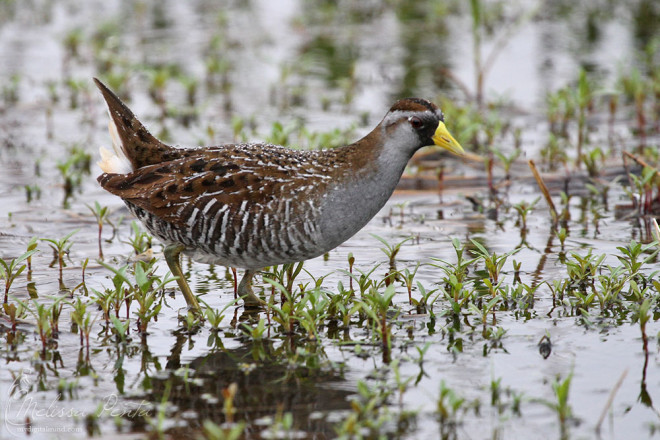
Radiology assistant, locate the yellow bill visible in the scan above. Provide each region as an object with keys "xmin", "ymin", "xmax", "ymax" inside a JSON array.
[{"xmin": 432, "ymin": 121, "xmax": 465, "ymax": 156}]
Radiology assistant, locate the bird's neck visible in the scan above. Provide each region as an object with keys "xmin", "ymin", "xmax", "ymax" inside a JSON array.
[{"xmin": 316, "ymin": 128, "xmax": 411, "ymax": 249}]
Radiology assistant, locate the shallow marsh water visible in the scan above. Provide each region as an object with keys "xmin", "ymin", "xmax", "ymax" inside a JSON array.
[{"xmin": 1, "ymin": 1, "xmax": 660, "ymax": 439}]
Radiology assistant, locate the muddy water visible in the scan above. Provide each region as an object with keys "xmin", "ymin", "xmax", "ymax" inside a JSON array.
[{"xmin": 1, "ymin": 1, "xmax": 659, "ymax": 439}]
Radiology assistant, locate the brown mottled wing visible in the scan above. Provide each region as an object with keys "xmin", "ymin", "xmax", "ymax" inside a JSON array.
[{"xmin": 97, "ymin": 145, "xmax": 332, "ymax": 227}]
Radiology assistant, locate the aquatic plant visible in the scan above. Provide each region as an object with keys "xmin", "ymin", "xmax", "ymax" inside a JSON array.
[
  {"xmin": 358, "ymin": 284, "xmax": 397, "ymax": 363},
  {"xmin": 512, "ymin": 197, "xmax": 540, "ymax": 233},
  {"xmin": 401, "ymin": 262, "xmax": 421, "ymax": 304},
  {"xmin": 0, "ymin": 249, "xmax": 37, "ymax": 304},
  {"xmin": 267, "ymin": 279, "xmax": 301, "ymax": 335},
  {"xmin": 470, "ymin": 239, "xmax": 519, "ymax": 295},
  {"xmin": 131, "ymin": 262, "xmax": 176, "ymax": 335},
  {"xmin": 87, "ymin": 201, "xmax": 109, "ymax": 260},
  {"xmin": 41, "ymin": 230, "xmax": 78, "ymax": 288},
  {"xmin": 68, "ymin": 296, "xmax": 88, "ymax": 345},
  {"xmin": 202, "ymin": 419, "xmax": 244, "ymax": 440},
  {"xmin": 542, "ymin": 373, "xmax": 574, "ymax": 438},
  {"xmin": 56, "ymin": 145, "xmax": 91, "ymax": 207},
  {"xmin": 436, "ymin": 380, "xmax": 469, "ymax": 431},
  {"xmin": 125, "ymin": 221, "xmax": 153, "ymax": 255},
  {"xmin": 16, "ymin": 298, "xmax": 53, "ymax": 353},
  {"xmin": 334, "ymin": 379, "xmax": 394, "ymax": 438},
  {"xmin": 2, "ymin": 299, "xmax": 27, "ymax": 333},
  {"xmin": 92, "ymin": 287, "xmax": 114, "ymax": 327},
  {"xmin": 493, "ymin": 147, "xmax": 521, "ymax": 181}
]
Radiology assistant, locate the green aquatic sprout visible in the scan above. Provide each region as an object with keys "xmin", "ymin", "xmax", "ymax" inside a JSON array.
[
  {"xmin": 401, "ymin": 262, "xmax": 421, "ymax": 305},
  {"xmin": 16, "ymin": 298, "xmax": 52, "ymax": 353},
  {"xmin": 391, "ymin": 359, "xmax": 414, "ymax": 407},
  {"xmin": 436, "ymin": 380, "xmax": 467, "ymax": 425},
  {"xmin": 430, "ymin": 238, "xmax": 478, "ymax": 286},
  {"xmin": 582, "ymin": 147, "xmax": 604, "ymax": 178},
  {"xmin": 26, "ymin": 236, "xmax": 38, "ymax": 274},
  {"xmin": 616, "ymin": 240, "xmax": 659, "ymax": 279},
  {"xmin": 200, "ymin": 298, "xmax": 239, "ymax": 332},
  {"xmin": 131, "ymin": 262, "xmax": 176, "ymax": 335},
  {"xmin": 56, "ymin": 146, "xmax": 91, "ymax": 207},
  {"xmin": 2, "ymin": 299, "xmax": 27, "ymax": 333},
  {"xmin": 470, "ymin": 239, "xmax": 520, "ymax": 295},
  {"xmin": 62, "ymin": 28, "xmax": 83, "ymax": 60},
  {"xmin": 266, "ymin": 278, "xmax": 300, "ymax": 335},
  {"xmin": 358, "ymin": 284, "xmax": 397, "ymax": 362},
  {"xmin": 2, "ymin": 74, "xmax": 21, "ymax": 105},
  {"xmin": 565, "ymin": 249, "xmax": 605, "ymax": 292},
  {"xmin": 87, "ymin": 201, "xmax": 109, "ymax": 260},
  {"xmin": 24, "ymin": 184, "xmax": 42, "ymax": 203},
  {"xmin": 0, "ymin": 248, "xmax": 37, "ymax": 304},
  {"xmin": 266, "ymin": 409, "xmax": 296, "ymax": 440},
  {"xmin": 284, "ymin": 261, "xmax": 305, "ymax": 295},
  {"xmin": 295, "ymin": 288, "xmax": 329, "ymax": 340},
  {"xmin": 623, "ymin": 167, "xmax": 656, "ymax": 216},
  {"xmin": 203, "ymin": 419, "xmax": 244, "ymax": 440},
  {"xmin": 411, "ymin": 281, "xmax": 440, "ymax": 315},
  {"xmin": 180, "ymin": 310, "xmax": 203, "ymax": 334},
  {"xmin": 348, "ymin": 264, "xmax": 383, "ymax": 297},
  {"xmin": 493, "ymin": 147, "xmax": 521, "ymax": 181},
  {"xmin": 556, "ymin": 226, "xmax": 568, "ymax": 251},
  {"xmin": 543, "ymin": 373, "xmax": 574, "ymax": 438},
  {"xmin": 540, "ymin": 133, "xmax": 568, "ymax": 171},
  {"xmin": 41, "ymin": 229, "xmax": 78, "ymax": 287},
  {"xmin": 91, "ymin": 287, "xmax": 114, "ymax": 327},
  {"xmin": 49, "ymin": 296, "xmax": 65, "ymax": 336},
  {"xmin": 178, "ymin": 73, "xmax": 198, "ymax": 106},
  {"xmin": 110, "ymin": 315, "xmax": 129, "ymax": 343},
  {"xmin": 264, "ymin": 262, "xmax": 305, "ymax": 304},
  {"xmin": 326, "ymin": 284, "xmax": 360, "ymax": 328},
  {"xmin": 64, "ymin": 77, "xmax": 87, "ymax": 109},
  {"xmin": 593, "ymin": 265, "xmax": 627, "ymax": 311},
  {"xmin": 372, "ymin": 234, "xmax": 412, "ymax": 270},
  {"xmin": 125, "ymin": 221, "xmax": 153, "ymax": 255},
  {"xmin": 512, "ymin": 197, "xmax": 540, "ymax": 232},
  {"xmin": 146, "ymin": 65, "xmax": 175, "ymax": 115},
  {"xmin": 241, "ymin": 318, "xmax": 268, "ymax": 341},
  {"xmin": 512, "ymin": 259, "xmax": 522, "ymax": 284},
  {"xmin": 264, "ymin": 120, "xmax": 297, "ymax": 146},
  {"xmin": 146, "ymin": 380, "xmax": 172, "ymax": 439},
  {"xmin": 468, "ymin": 294, "xmax": 502, "ymax": 336},
  {"xmin": 347, "ymin": 252, "xmax": 355, "ymax": 293},
  {"xmin": 393, "ymin": 200, "xmax": 410, "ymax": 226},
  {"xmin": 68, "ymin": 296, "xmax": 88, "ymax": 345},
  {"xmin": 334, "ymin": 379, "xmax": 392, "ymax": 438}
]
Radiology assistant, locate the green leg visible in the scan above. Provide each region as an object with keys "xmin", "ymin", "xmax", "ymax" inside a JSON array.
[
  {"xmin": 231, "ymin": 267, "xmax": 238, "ymax": 299},
  {"xmin": 164, "ymin": 244, "xmax": 201, "ymax": 314},
  {"xmin": 238, "ymin": 269, "xmax": 265, "ymax": 308}
]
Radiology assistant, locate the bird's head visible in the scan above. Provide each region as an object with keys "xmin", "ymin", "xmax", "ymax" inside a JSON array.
[{"xmin": 379, "ymin": 98, "xmax": 464, "ymax": 159}]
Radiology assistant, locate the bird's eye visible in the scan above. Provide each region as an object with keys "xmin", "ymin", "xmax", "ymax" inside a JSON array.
[{"xmin": 409, "ymin": 116, "xmax": 423, "ymax": 129}]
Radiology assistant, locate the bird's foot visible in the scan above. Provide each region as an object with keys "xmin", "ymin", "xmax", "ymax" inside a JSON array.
[{"xmin": 238, "ymin": 269, "xmax": 266, "ymax": 309}]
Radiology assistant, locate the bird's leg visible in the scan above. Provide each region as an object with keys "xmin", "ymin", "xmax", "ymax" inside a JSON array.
[
  {"xmin": 231, "ymin": 267, "xmax": 238, "ymax": 299},
  {"xmin": 164, "ymin": 243, "xmax": 201, "ymax": 314},
  {"xmin": 238, "ymin": 269, "xmax": 265, "ymax": 308}
]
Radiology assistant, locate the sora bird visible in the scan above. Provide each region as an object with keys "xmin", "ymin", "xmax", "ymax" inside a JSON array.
[{"xmin": 94, "ymin": 78, "xmax": 464, "ymax": 311}]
